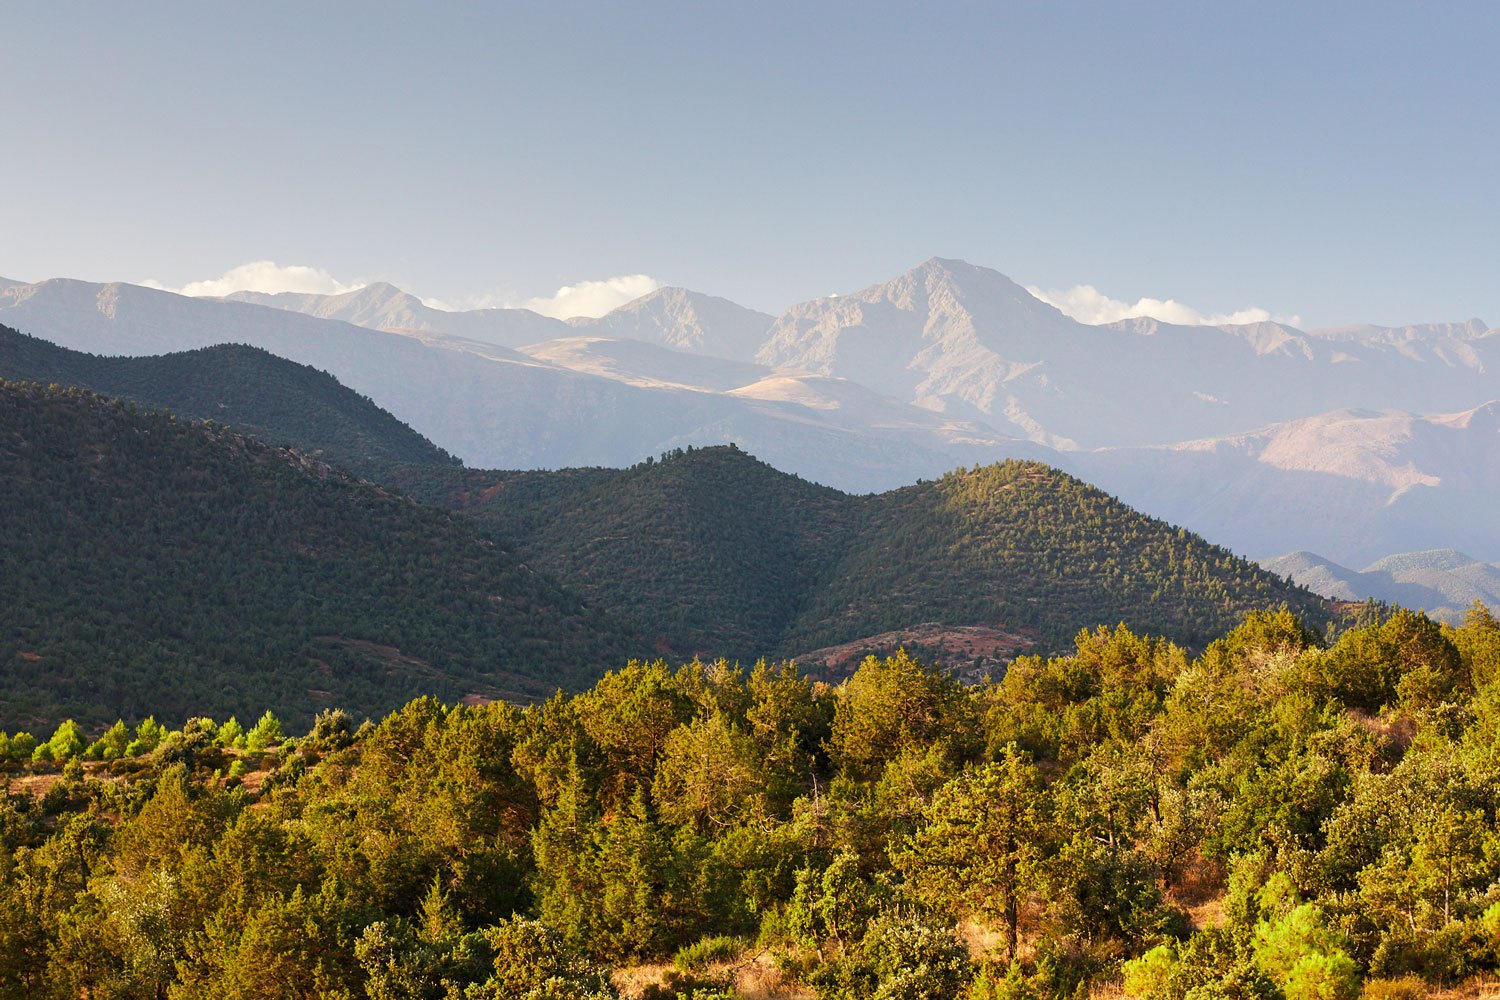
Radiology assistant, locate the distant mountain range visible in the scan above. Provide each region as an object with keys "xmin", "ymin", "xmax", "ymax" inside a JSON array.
[
  {"xmin": 0, "ymin": 274, "xmax": 1038, "ymax": 492},
  {"xmin": 226, "ymin": 283, "xmax": 776, "ymax": 361},
  {"xmin": 1070, "ymin": 401, "xmax": 1500, "ymax": 566},
  {"xmin": 1262, "ymin": 548, "xmax": 1500, "ymax": 623},
  {"xmin": 3, "ymin": 259, "xmax": 1496, "ymax": 565}
]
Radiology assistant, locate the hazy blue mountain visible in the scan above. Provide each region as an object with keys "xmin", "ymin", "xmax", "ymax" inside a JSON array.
[
  {"xmin": 567, "ymin": 287, "xmax": 773, "ymax": 361},
  {"xmin": 0, "ymin": 277, "xmax": 1040, "ymax": 491},
  {"xmin": 1071, "ymin": 401, "xmax": 1500, "ymax": 565},
  {"xmin": 1263, "ymin": 547, "xmax": 1500, "ymax": 622},
  {"xmin": 757, "ymin": 257, "xmax": 1500, "ymax": 449},
  {"xmin": 6, "ymin": 263, "xmax": 1500, "ymax": 564},
  {"xmin": 228, "ymin": 282, "xmax": 774, "ymax": 359},
  {"xmin": 227, "ymin": 281, "xmax": 570, "ymax": 346}
]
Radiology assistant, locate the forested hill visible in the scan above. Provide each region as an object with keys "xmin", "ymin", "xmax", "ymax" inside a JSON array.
[
  {"xmin": 0, "ymin": 381, "xmax": 639, "ymax": 729},
  {"xmin": 388, "ymin": 446, "xmax": 854, "ymax": 657},
  {"xmin": 393, "ymin": 447, "xmax": 1328, "ymax": 664},
  {"xmin": 785, "ymin": 461, "xmax": 1326, "ymax": 654},
  {"xmin": 0, "ymin": 323, "xmax": 459, "ymax": 475}
]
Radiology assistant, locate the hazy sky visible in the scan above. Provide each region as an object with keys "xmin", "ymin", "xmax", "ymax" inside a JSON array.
[{"xmin": 3, "ymin": 1, "xmax": 1497, "ymax": 328}]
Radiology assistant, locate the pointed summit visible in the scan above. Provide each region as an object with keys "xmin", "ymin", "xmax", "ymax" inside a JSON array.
[
  {"xmin": 223, "ymin": 282, "xmax": 570, "ymax": 347},
  {"xmin": 878, "ymin": 256, "xmax": 1069, "ymax": 322},
  {"xmin": 573, "ymin": 286, "xmax": 774, "ymax": 362},
  {"xmin": 755, "ymin": 257, "xmax": 1084, "ymax": 442},
  {"xmin": 226, "ymin": 281, "xmax": 436, "ymax": 331}
]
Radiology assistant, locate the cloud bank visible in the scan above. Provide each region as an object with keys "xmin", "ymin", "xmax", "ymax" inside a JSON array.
[
  {"xmin": 142, "ymin": 261, "xmax": 362, "ymax": 298},
  {"xmin": 520, "ymin": 274, "xmax": 661, "ymax": 319},
  {"xmin": 139, "ymin": 262, "xmax": 661, "ymax": 320},
  {"xmin": 1028, "ymin": 283, "xmax": 1301, "ymax": 328}
]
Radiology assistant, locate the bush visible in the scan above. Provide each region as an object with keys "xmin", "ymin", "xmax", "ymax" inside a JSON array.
[
  {"xmin": 245, "ymin": 711, "xmax": 284, "ymax": 752},
  {"xmin": 306, "ymin": 708, "xmax": 353, "ymax": 750},
  {"xmin": 1123, "ymin": 945, "xmax": 1178, "ymax": 999},
  {"xmin": 1283, "ymin": 951, "xmax": 1359, "ymax": 1000},
  {"xmin": 87, "ymin": 720, "xmax": 131, "ymax": 760},
  {"xmin": 1359, "ymin": 977, "xmax": 1426, "ymax": 1000},
  {"xmin": 46, "ymin": 720, "xmax": 87, "ymax": 762},
  {"xmin": 970, "ymin": 961, "xmax": 1042, "ymax": 1000},
  {"xmin": 216, "ymin": 716, "xmax": 246, "ymax": 748},
  {"xmin": 133, "ymin": 716, "xmax": 166, "ymax": 754},
  {"xmin": 8, "ymin": 731, "xmax": 36, "ymax": 761},
  {"xmin": 643, "ymin": 969, "xmax": 739, "ymax": 999},
  {"xmin": 471, "ymin": 917, "xmax": 617, "ymax": 998},
  {"xmin": 811, "ymin": 912, "xmax": 972, "ymax": 1000},
  {"xmin": 1253, "ymin": 904, "xmax": 1347, "ymax": 983},
  {"xmin": 674, "ymin": 935, "xmax": 743, "ymax": 972}
]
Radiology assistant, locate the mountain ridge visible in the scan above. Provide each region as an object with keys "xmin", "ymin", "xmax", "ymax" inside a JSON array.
[
  {"xmin": 0, "ymin": 279, "xmax": 1043, "ymax": 491},
  {"xmin": 6, "ymin": 261, "xmax": 1500, "ymax": 563},
  {"xmin": 1263, "ymin": 547, "xmax": 1500, "ymax": 621},
  {"xmin": 1073, "ymin": 400, "xmax": 1500, "ymax": 565},
  {"xmin": 0, "ymin": 322, "xmax": 458, "ymax": 475}
]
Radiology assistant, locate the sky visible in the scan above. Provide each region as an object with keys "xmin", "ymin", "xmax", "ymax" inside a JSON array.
[{"xmin": 3, "ymin": 1, "xmax": 1497, "ymax": 328}]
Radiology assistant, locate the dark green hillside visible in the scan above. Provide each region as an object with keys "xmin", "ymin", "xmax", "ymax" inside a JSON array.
[
  {"xmin": 390, "ymin": 446, "xmax": 854, "ymax": 657},
  {"xmin": 395, "ymin": 448, "xmax": 1326, "ymax": 664},
  {"xmin": 0, "ymin": 381, "xmax": 637, "ymax": 729},
  {"xmin": 782, "ymin": 461, "xmax": 1328, "ymax": 653},
  {"xmin": 0, "ymin": 323, "xmax": 458, "ymax": 474}
]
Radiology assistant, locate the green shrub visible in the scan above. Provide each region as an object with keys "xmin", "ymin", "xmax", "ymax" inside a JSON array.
[
  {"xmin": 674, "ymin": 935, "xmax": 743, "ymax": 972},
  {"xmin": 1283, "ymin": 951, "xmax": 1359, "ymax": 1000},
  {"xmin": 1123, "ymin": 945, "xmax": 1179, "ymax": 999},
  {"xmin": 1359, "ymin": 976, "xmax": 1426, "ymax": 1000},
  {"xmin": 8, "ymin": 731, "xmax": 36, "ymax": 761},
  {"xmin": 1253, "ymin": 904, "xmax": 1347, "ymax": 983},
  {"xmin": 969, "ymin": 961, "xmax": 1042, "ymax": 1000}
]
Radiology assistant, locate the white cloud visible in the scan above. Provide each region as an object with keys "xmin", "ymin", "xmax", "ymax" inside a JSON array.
[
  {"xmin": 520, "ymin": 274, "xmax": 661, "ymax": 319},
  {"xmin": 1027, "ymin": 283, "xmax": 1301, "ymax": 328},
  {"xmin": 141, "ymin": 261, "xmax": 362, "ymax": 298},
  {"xmin": 138, "ymin": 264, "xmax": 662, "ymax": 319},
  {"xmin": 419, "ymin": 275, "xmax": 663, "ymax": 316}
]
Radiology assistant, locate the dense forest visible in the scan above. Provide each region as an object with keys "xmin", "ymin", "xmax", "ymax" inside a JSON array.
[
  {"xmin": 0, "ymin": 381, "xmax": 639, "ymax": 729},
  {"xmin": 392, "ymin": 447, "xmax": 1329, "ymax": 660},
  {"xmin": 3, "ymin": 603, "xmax": 1498, "ymax": 998},
  {"xmin": 0, "ymin": 323, "xmax": 460, "ymax": 475},
  {"xmin": 384, "ymin": 448, "xmax": 856, "ymax": 657}
]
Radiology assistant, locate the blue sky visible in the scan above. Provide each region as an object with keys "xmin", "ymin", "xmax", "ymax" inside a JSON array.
[{"xmin": 3, "ymin": 1, "xmax": 1497, "ymax": 328}]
